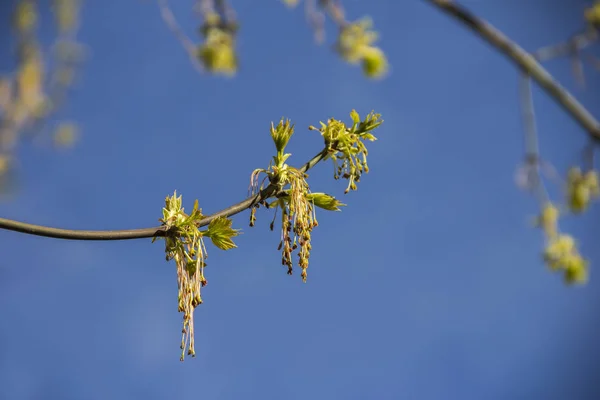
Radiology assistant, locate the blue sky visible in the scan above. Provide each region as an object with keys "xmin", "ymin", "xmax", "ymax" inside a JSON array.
[{"xmin": 1, "ymin": 1, "xmax": 600, "ymax": 399}]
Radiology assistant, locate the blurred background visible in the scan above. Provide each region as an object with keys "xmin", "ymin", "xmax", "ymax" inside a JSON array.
[{"xmin": 1, "ymin": 1, "xmax": 600, "ymax": 399}]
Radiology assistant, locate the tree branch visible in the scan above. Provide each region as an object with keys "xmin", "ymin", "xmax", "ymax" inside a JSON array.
[
  {"xmin": 0, "ymin": 148, "xmax": 329, "ymax": 241},
  {"xmin": 157, "ymin": 0, "xmax": 205, "ymax": 74},
  {"xmin": 425, "ymin": 0, "xmax": 600, "ymax": 141},
  {"xmin": 533, "ymin": 27, "xmax": 597, "ymax": 62}
]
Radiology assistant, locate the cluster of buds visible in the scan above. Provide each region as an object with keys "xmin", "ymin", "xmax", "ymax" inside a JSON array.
[
  {"xmin": 197, "ymin": 8, "xmax": 238, "ymax": 75},
  {"xmin": 310, "ymin": 110, "xmax": 382, "ymax": 193},
  {"xmin": 275, "ymin": 189, "xmax": 345, "ymax": 282},
  {"xmin": 250, "ymin": 117, "xmax": 346, "ymax": 281},
  {"xmin": 565, "ymin": 167, "xmax": 600, "ymax": 213},
  {"xmin": 250, "ymin": 118, "xmax": 316, "ymax": 280},
  {"xmin": 155, "ymin": 191, "xmax": 239, "ymax": 360},
  {"xmin": 276, "ymin": 168, "xmax": 317, "ymax": 282},
  {"xmin": 585, "ymin": 1, "xmax": 600, "ymax": 27},
  {"xmin": 156, "ymin": 192, "xmax": 208, "ymax": 360},
  {"xmin": 335, "ymin": 18, "xmax": 388, "ymax": 78},
  {"xmin": 172, "ymin": 236, "xmax": 207, "ymax": 361},
  {"xmin": 535, "ymin": 203, "xmax": 588, "ymax": 284},
  {"xmin": 4, "ymin": 0, "xmax": 46, "ymax": 149},
  {"xmin": 248, "ymin": 119, "xmax": 297, "ymax": 228},
  {"xmin": 280, "ymin": 1, "xmax": 388, "ymax": 78}
]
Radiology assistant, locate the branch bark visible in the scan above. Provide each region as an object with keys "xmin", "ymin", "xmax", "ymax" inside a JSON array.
[
  {"xmin": 0, "ymin": 148, "xmax": 328, "ymax": 241},
  {"xmin": 425, "ymin": 0, "xmax": 600, "ymax": 141}
]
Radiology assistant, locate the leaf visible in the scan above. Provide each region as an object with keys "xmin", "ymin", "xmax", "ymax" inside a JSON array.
[
  {"xmin": 270, "ymin": 119, "xmax": 295, "ymax": 156},
  {"xmin": 185, "ymin": 198, "xmax": 204, "ymax": 223},
  {"xmin": 306, "ymin": 192, "xmax": 346, "ymax": 211},
  {"xmin": 360, "ymin": 133, "xmax": 377, "ymax": 141},
  {"xmin": 350, "ymin": 109, "xmax": 360, "ymax": 126},
  {"xmin": 206, "ymin": 216, "xmax": 240, "ymax": 250}
]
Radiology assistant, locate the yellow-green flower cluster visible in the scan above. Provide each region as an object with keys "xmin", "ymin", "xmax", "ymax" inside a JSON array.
[
  {"xmin": 197, "ymin": 13, "xmax": 237, "ymax": 76},
  {"xmin": 253, "ymin": 163, "xmax": 317, "ymax": 282},
  {"xmin": 585, "ymin": 1, "xmax": 600, "ymax": 26},
  {"xmin": 157, "ymin": 192, "xmax": 208, "ymax": 360},
  {"xmin": 273, "ymin": 184, "xmax": 344, "ymax": 284},
  {"xmin": 155, "ymin": 191, "xmax": 239, "ymax": 360},
  {"xmin": 12, "ymin": 1, "xmax": 45, "ymax": 117},
  {"xmin": 335, "ymin": 18, "xmax": 388, "ymax": 78},
  {"xmin": 248, "ymin": 118, "xmax": 295, "ymax": 202},
  {"xmin": 536, "ymin": 203, "xmax": 588, "ymax": 284},
  {"xmin": 565, "ymin": 167, "xmax": 600, "ymax": 213},
  {"xmin": 53, "ymin": 0, "xmax": 79, "ymax": 33},
  {"xmin": 249, "ymin": 118, "xmax": 345, "ymax": 282},
  {"xmin": 276, "ymin": 169, "xmax": 317, "ymax": 282},
  {"xmin": 270, "ymin": 118, "xmax": 295, "ymax": 166},
  {"xmin": 13, "ymin": 1, "xmax": 37, "ymax": 32},
  {"xmin": 310, "ymin": 110, "xmax": 382, "ymax": 193},
  {"xmin": 267, "ymin": 145, "xmax": 317, "ymax": 282},
  {"xmin": 198, "ymin": 28, "xmax": 237, "ymax": 76}
]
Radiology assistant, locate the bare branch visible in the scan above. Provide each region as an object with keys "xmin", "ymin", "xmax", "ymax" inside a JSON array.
[
  {"xmin": 425, "ymin": 0, "xmax": 600, "ymax": 141},
  {"xmin": 0, "ymin": 149, "xmax": 329, "ymax": 241}
]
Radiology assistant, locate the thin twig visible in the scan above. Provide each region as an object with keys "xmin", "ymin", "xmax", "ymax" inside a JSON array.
[
  {"xmin": 157, "ymin": 0, "xmax": 204, "ymax": 74},
  {"xmin": 518, "ymin": 73, "xmax": 550, "ymax": 203},
  {"xmin": 304, "ymin": 0, "xmax": 325, "ymax": 43},
  {"xmin": 215, "ymin": 0, "xmax": 236, "ymax": 25},
  {"xmin": 519, "ymin": 75, "xmax": 538, "ymax": 157},
  {"xmin": 426, "ymin": 0, "xmax": 600, "ymax": 141},
  {"xmin": 322, "ymin": 0, "xmax": 346, "ymax": 27},
  {"xmin": 584, "ymin": 52, "xmax": 600, "ymax": 70},
  {"xmin": 0, "ymin": 148, "xmax": 329, "ymax": 241},
  {"xmin": 534, "ymin": 28, "xmax": 598, "ymax": 89},
  {"xmin": 534, "ymin": 28, "xmax": 597, "ymax": 62}
]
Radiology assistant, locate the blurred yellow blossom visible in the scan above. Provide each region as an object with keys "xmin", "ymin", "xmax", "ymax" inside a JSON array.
[
  {"xmin": 335, "ymin": 18, "xmax": 389, "ymax": 78},
  {"xmin": 566, "ymin": 167, "xmax": 599, "ymax": 213},
  {"xmin": 198, "ymin": 29, "xmax": 237, "ymax": 76},
  {"xmin": 54, "ymin": 122, "xmax": 78, "ymax": 148},
  {"xmin": 585, "ymin": 1, "xmax": 600, "ymax": 25}
]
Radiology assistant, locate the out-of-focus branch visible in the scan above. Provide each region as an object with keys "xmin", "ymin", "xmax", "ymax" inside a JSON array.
[
  {"xmin": 301, "ymin": 0, "xmax": 346, "ymax": 43},
  {"xmin": 425, "ymin": 0, "xmax": 600, "ymax": 141},
  {"xmin": 157, "ymin": 0, "xmax": 204, "ymax": 73},
  {"xmin": 516, "ymin": 74, "xmax": 554, "ymax": 203},
  {"xmin": 534, "ymin": 28, "xmax": 597, "ymax": 62},
  {"xmin": 0, "ymin": 0, "xmax": 84, "ymax": 182},
  {"xmin": 533, "ymin": 28, "xmax": 598, "ymax": 88}
]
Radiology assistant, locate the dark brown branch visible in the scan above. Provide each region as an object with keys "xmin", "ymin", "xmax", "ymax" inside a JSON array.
[
  {"xmin": 425, "ymin": 0, "xmax": 600, "ymax": 141},
  {"xmin": 0, "ymin": 149, "xmax": 328, "ymax": 241}
]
